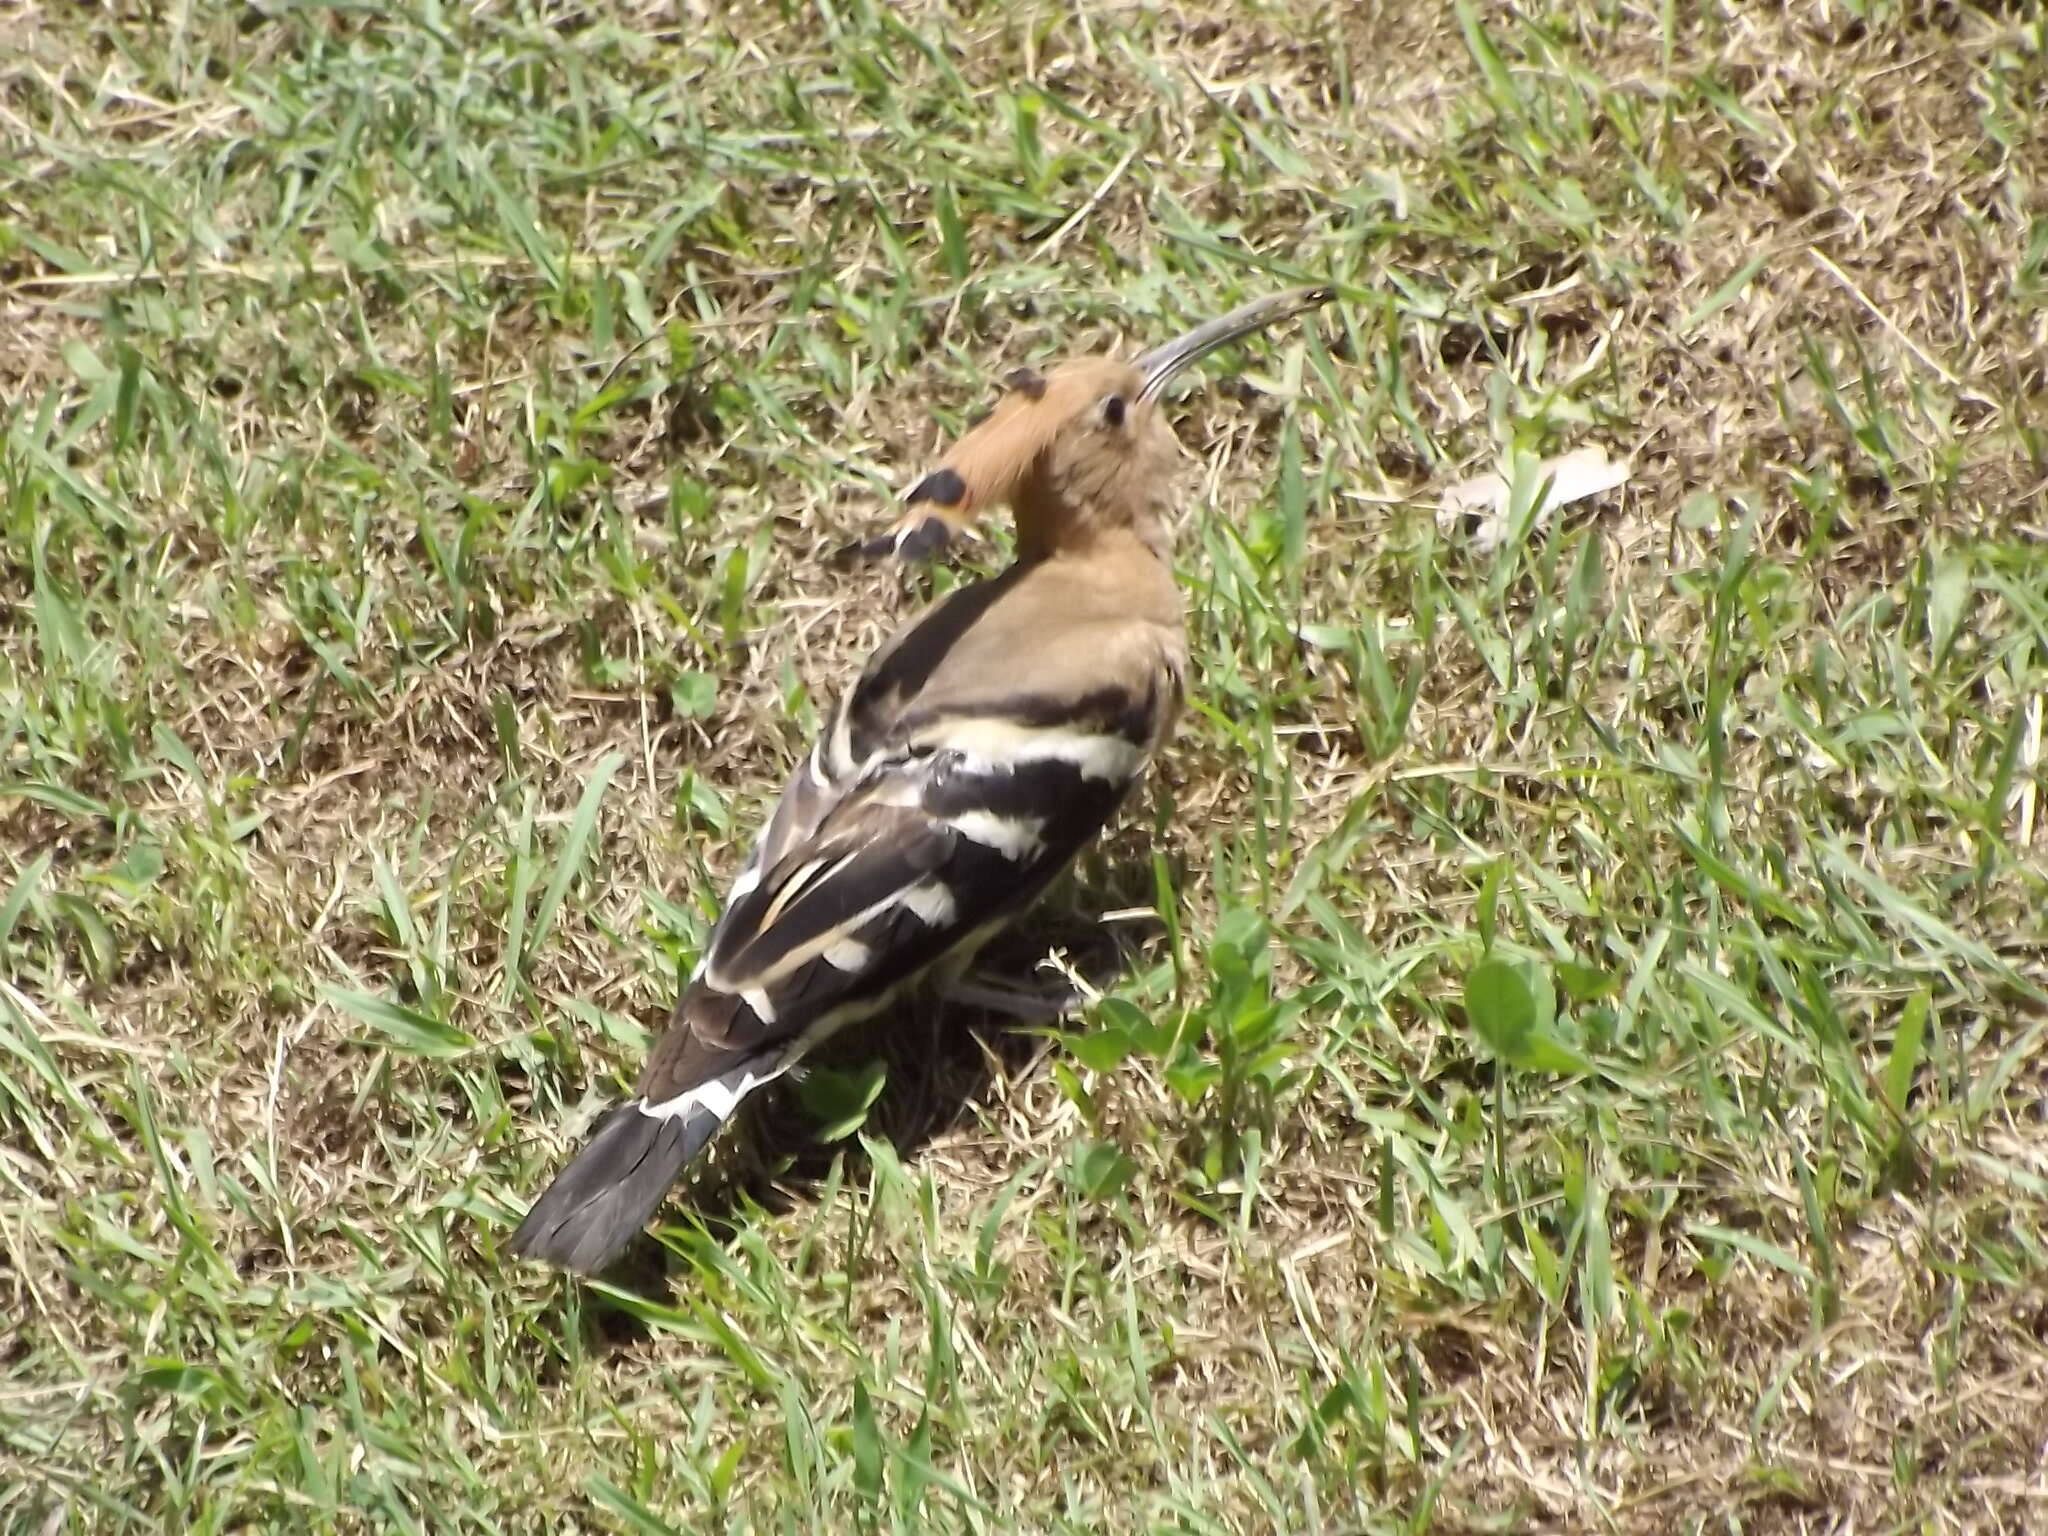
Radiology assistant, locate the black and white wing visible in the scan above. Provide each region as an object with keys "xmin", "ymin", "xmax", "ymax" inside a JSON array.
[{"xmin": 508, "ymin": 585, "xmax": 1181, "ymax": 1273}]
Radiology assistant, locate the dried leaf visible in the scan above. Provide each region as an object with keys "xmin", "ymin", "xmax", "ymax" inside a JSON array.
[{"xmin": 1438, "ymin": 446, "xmax": 1631, "ymax": 553}]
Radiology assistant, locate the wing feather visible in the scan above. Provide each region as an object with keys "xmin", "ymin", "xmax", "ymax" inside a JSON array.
[{"xmin": 637, "ymin": 663, "xmax": 1170, "ymax": 1109}]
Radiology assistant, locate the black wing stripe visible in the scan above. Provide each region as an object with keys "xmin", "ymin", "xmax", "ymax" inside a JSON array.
[
  {"xmin": 922, "ymin": 752, "xmax": 1132, "ymax": 833},
  {"xmin": 710, "ymin": 823, "xmax": 954, "ymax": 987},
  {"xmin": 760, "ymin": 897, "xmax": 934, "ymax": 1019},
  {"xmin": 751, "ymin": 837, "xmax": 1051, "ymax": 1025},
  {"xmin": 897, "ymin": 682, "xmax": 1161, "ymax": 744}
]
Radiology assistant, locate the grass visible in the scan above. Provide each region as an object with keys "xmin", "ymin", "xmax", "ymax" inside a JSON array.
[{"xmin": 4, "ymin": 0, "xmax": 2047, "ymax": 1528}]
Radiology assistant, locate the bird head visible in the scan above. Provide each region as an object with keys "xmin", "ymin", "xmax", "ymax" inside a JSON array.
[{"xmin": 841, "ymin": 284, "xmax": 1334, "ymax": 566}]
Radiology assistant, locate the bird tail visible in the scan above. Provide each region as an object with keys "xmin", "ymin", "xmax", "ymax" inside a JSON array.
[{"xmin": 507, "ymin": 1055, "xmax": 774, "ymax": 1274}]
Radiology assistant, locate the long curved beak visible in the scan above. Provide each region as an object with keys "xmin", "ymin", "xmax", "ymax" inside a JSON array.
[{"xmin": 1134, "ymin": 283, "xmax": 1336, "ymax": 402}]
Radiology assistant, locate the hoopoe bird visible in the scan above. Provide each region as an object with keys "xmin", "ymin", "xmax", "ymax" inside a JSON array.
[{"xmin": 509, "ymin": 284, "xmax": 1334, "ymax": 1273}]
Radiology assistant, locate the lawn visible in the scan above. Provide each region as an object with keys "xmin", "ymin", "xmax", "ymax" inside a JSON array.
[{"xmin": 4, "ymin": 0, "xmax": 2047, "ymax": 1529}]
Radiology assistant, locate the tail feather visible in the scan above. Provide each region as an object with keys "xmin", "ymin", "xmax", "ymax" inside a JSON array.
[{"xmin": 509, "ymin": 1059, "xmax": 769, "ymax": 1273}]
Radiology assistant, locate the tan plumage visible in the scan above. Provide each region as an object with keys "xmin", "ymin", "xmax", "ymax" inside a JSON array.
[{"xmin": 509, "ymin": 285, "xmax": 1333, "ymax": 1274}]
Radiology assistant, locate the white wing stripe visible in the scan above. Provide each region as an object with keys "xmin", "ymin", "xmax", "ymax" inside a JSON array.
[
  {"xmin": 920, "ymin": 717, "xmax": 1146, "ymax": 782},
  {"xmin": 638, "ymin": 1062, "xmax": 778, "ymax": 1123},
  {"xmin": 752, "ymin": 889, "xmax": 920, "ymax": 986},
  {"xmin": 822, "ymin": 938, "xmax": 872, "ymax": 972},
  {"xmin": 945, "ymin": 809, "xmax": 1046, "ymax": 859},
  {"xmin": 726, "ymin": 862, "xmax": 763, "ymax": 904},
  {"xmin": 899, "ymin": 879, "xmax": 957, "ymax": 927}
]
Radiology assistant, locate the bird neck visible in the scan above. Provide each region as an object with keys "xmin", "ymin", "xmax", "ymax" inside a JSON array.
[{"xmin": 1013, "ymin": 478, "xmax": 1173, "ymax": 566}]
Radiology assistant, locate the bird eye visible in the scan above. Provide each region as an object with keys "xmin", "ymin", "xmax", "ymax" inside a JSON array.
[{"xmin": 1102, "ymin": 394, "xmax": 1127, "ymax": 429}]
